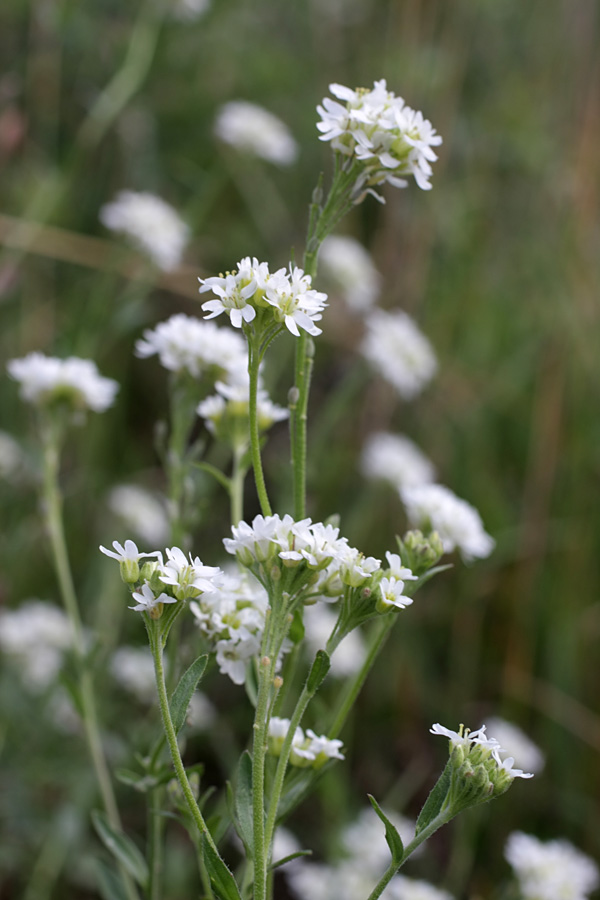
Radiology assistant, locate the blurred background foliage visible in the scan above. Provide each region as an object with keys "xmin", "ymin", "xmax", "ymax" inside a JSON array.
[{"xmin": 1, "ymin": 0, "xmax": 599, "ymax": 897}]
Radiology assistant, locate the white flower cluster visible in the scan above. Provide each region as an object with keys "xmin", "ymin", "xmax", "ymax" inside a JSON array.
[
  {"xmin": 317, "ymin": 80, "xmax": 442, "ymax": 197},
  {"xmin": 135, "ymin": 313, "xmax": 247, "ymax": 382},
  {"xmin": 505, "ymin": 832, "xmax": 599, "ymax": 900},
  {"xmin": 361, "ymin": 310, "xmax": 437, "ymax": 399},
  {"xmin": 0, "ymin": 601, "xmax": 74, "ymax": 692},
  {"xmin": 100, "ymin": 190, "xmax": 189, "ymax": 271},
  {"xmin": 190, "ymin": 567, "xmax": 270, "ymax": 685},
  {"xmin": 107, "ymin": 484, "xmax": 170, "ymax": 547},
  {"xmin": 214, "ymin": 101, "xmax": 298, "ymax": 166},
  {"xmin": 431, "ymin": 723, "xmax": 534, "ymax": 780},
  {"xmin": 318, "ymin": 235, "xmax": 381, "ymax": 312},
  {"xmin": 7, "ymin": 353, "xmax": 119, "ymax": 414},
  {"xmin": 361, "ymin": 432, "xmax": 436, "ymax": 490},
  {"xmin": 483, "ymin": 717, "xmax": 545, "ymax": 775},
  {"xmin": 268, "ymin": 717, "xmax": 344, "ymax": 769},
  {"xmin": 197, "ymin": 377, "xmax": 288, "ymax": 446},
  {"xmin": 401, "ymin": 483, "xmax": 494, "ymax": 561},
  {"xmin": 200, "ymin": 257, "xmax": 327, "ymax": 337}
]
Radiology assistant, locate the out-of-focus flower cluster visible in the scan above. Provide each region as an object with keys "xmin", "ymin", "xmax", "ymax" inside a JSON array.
[
  {"xmin": 505, "ymin": 831, "xmax": 599, "ymax": 900},
  {"xmin": 318, "ymin": 235, "xmax": 382, "ymax": 313},
  {"xmin": 197, "ymin": 377, "xmax": 288, "ymax": 448},
  {"xmin": 100, "ymin": 190, "xmax": 189, "ymax": 271},
  {"xmin": 362, "ymin": 432, "xmax": 436, "ymax": 490},
  {"xmin": 200, "ymin": 257, "xmax": 327, "ymax": 336},
  {"xmin": 214, "ymin": 101, "xmax": 298, "ymax": 166},
  {"xmin": 7, "ymin": 353, "xmax": 118, "ymax": 415},
  {"xmin": 268, "ymin": 717, "xmax": 344, "ymax": 769},
  {"xmin": 401, "ymin": 484, "xmax": 494, "ymax": 562},
  {"xmin": 0, "ymin": 601, "xmax": 74, "ymax": 691},
  {"xmin": 361, "ymin": 310, "xmax": 437, "ymax": 399},
  {"xmin": 317, "ymin": 80, "xmax": 442, "ymax": 199}
]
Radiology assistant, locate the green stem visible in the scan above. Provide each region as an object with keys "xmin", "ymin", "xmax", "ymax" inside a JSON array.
[
  {"xmin": 40, "ymin": 428, "xmax": 139, "ymax": 900},
  {"xmin": 366, "ymin": 809, "xmax": 454, "ymax": 900},
  {"xmin": 248, "ymin": 336, "xmax": 272, "ymax": 517},
  {"xmin": 231, "ymin": 444, "xmax": 246, "ymax": 526},
  {"xmin": 147, "ymin": 787, "xmax": 164, "ymax": 900},
  {"xmin": 251, "ymin": 631, "xmax": 276, "ymax": 900},
  {"xmin": 327, "ymin": 616, "xmax": 395, "ymax": 740},
  {"xmin": 148, "ymin": 622, "xmax": 220, "ymax": 855}
]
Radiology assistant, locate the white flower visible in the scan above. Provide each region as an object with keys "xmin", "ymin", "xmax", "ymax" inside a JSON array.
[
  {"xmin": 99, "ymin": 539, "xmax": 161, "ymax": 565},
  {"xmin": 215, "ymin": 635, "xmax": 261, "ymax": 685},
  {"xmin": 197, "ymin": 378, "xmax": 288, "ymax": 440},
  {"xmin": 186, "ymin": 692, "xmax": 217, "ymax": 730},
  {"xmin": 7, "ymin": 353, "xmax": 118, "ymax": 413},
  {"xmin": 341, "ymin": 807, "xmax": 419, "ymax": 875},
  {"xmin": 430, "ymin": 722, "xmax": 501, "ymax": 751},
  {"xmin": 361, "ymin": 310, "xmax": 437, "ymax": 399},
  {"xmin": 200, "ymin": 256, "xmax": 270, "ymax": 328},
  {"xmin": 317, "ymin": 80, "xmax": 442, "ymax": 197},
  {"xmin": 129, "ymin": 583, "xmax": 176, "ymax": 614},
  {"xmin": 107, "ymin": 485, "xmax": 170, "ymax": 547},
  {"xmin": 384, "ymin": 551, "xmax": 418, "ymax": 582},
  {"xmin": 337, "ymin": 545, "xmax": 381, "ymax": 587},
  {"xmin": 318, "ymin": 235, "xmax": 381, "ymax": 312},
  {"xmin": 387, "ymin": 875, "xmax": 454, "ymax": 900},
  {"xmin": 135, "ymin": 314, "xmax": 247, "ymax": 381},
  {"xmin": 264, "ymin": 265, "xmax": 327, "ymax": 337},
  {"xmin": 401, "ymin": 483, "xmax": 494, "ymax": 561},
  {"xmin": 305, "ymin": 729, "xmax": 345, "ymax": 764},
  {"xmin": 0, "ymin": 601, "xmax": 74, "ymax": 691},
  {"xmin": 110, "ymin": 646, "xmax": 157, "ymax": 703},
  {"xmin": 491, "ymin": 750, "xmax": 534, "ymax": 780},
  {"xmin": 214, "ymin": 101, "xmax": 298, "ymax": 166},
  {"xmin": 377, "ymin": 575, "xmax": 414, "ymax": 611},
  {"xmin": 303, "ymin": 605, "xmax": 366, "ymax": 678},
  {"xmin": 505, "ymin": 832, "xmax": 599, "ymax": 900},
  {"xmin": 362, "ymin": 432, "xmax": 435, "ymax": 490},
  {"xmin": 0, "ymin": 430, "xmax": 24, "ymax": 479},
  {"xmin": 287, "ymin": 862, "xmax": 338, "ymax": 900},
  {"xmin": 158, "ymin": 547, "xmax": 221, "ymax": 599},
  {"xmin": 99, "ymin": 190, "xmax": 189, "ymax": 271},
  {"xmin": 484, "ymin": 718, "xmax": 545, "ymax": 775}
]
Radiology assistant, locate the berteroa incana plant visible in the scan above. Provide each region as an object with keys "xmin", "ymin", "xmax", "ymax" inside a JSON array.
[{"xmin": 7, "ymin": 79, "xmax": 533, "ymax": 900}]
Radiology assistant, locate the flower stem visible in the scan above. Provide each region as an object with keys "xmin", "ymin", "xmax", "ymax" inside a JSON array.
[
  {"xmin": 40, "ymin": 427, "xmax": 139, "ymax": 900},
  {"xmin": 230, "ymin": 443, "xmax": 246, "ymax": 526},
  {"xmin": 327, "ymin": 615, "xmax": 395, "ymax": 740},
  {"xmin": 248, "ymin": 334, "xmax": 272, "ymax": 517},
  {"xmin": 251, "ymin": 639, "xmax": 276, "ymax": 900}
]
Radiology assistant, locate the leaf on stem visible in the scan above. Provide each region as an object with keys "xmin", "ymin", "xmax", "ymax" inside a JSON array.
[
  {"xmin": 368, "ymin": 795, "xmax": 404, "ymax": 866},
  {"xmin": 415, "ymin": 758, "xmax": 452, "ymax": 835},
  {"xmin": 270, "ymin": 849, "xmax": 313, "ymax": 871},
  {"xmin": 169, "ymin": 654, "xmax": 208, "ymax": 735},
  {"xmin": 94, "ymin": 858, "xmax": 131, "ymax": 900},
  {"xmin": 307, "ymin": 649, "xmax": 331, "ymax": 694},
  {"xmin": 233, "ymin": 750, "xmax": 254, "ymax": 859},
  {"xmin": 91, "ymin": 811, "xmax": 149, "ymax": 890},
  {"xmin": 200, "ymin": 834, "xmax": 243, "ymax": 900}
]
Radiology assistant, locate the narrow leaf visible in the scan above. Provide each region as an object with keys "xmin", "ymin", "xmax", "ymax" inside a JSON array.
[
  {"xmin": 169, "ymin": 654, "xmax": 208, "ymax": 735},
  {"xmin": 368, "ymin": 795, "xmax": 404, "ymax": 866},
  {"xmin": 94, "ymin": 858, "xmax": 129, "ymax": 900},
  {"xmin": 289, "ymin": 607, "xmax": 305, "ymax": 645},
  {"xmin": 201, "ymin": 835, "xmax": 242, "ymax": 900},
  {"xmin": 233, "ymin": 751, "xmax": 254, "ymax": 858},
  {"xmin": 192, "ymin": 461, "xmax": 232, "ymax": 493},
  {"xmin": 270, "ymin": 849, "xmax": 312, "ymax": 871},
  {"xmin": 91, "ymin": 811, "xmax": 148, "ymax": 889},
  {"xmin": 307, "ymin": 649, "xmax": 330, "ymax": 694},
  {"xmin": 415, "ymin": 759, "xmax": 452, "ymax": 835}
]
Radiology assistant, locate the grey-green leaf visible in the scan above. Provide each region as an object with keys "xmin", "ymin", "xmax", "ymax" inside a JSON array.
[
  {"xmin": 201, "ymin": 835, "xmax": 243, "ymax": 900},
  {"xmin": 415, "ymin": 759, "xmax": 452, "ymax": 835},
  {"xmin": 91, "ymin": 811, "xmax": 148, "ymax": 890},
  {"xmin": 307, "ymin": 649, "xmax": 331, "ymax": 694},
  {"xmin": 169, "ymin": 654, "xmax": 208, "ymax": 735},
  {"xmin": 234, "ymin": 751, "xmax": 254, "ymax": 859},
  {"xmin": 368, "ymin": 795, "xmax": 404, "ymax": 866}
]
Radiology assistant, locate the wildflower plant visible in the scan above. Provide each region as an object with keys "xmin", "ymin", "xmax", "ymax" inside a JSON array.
[{"xmin": 7, "ymin": 80, "xmax": 533, "ymax": 900}]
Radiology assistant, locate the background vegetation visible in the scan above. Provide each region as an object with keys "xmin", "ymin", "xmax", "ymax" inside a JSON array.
[{"xmin": 1, "ymin": 0, "xmax": 599, "ymax": 897}]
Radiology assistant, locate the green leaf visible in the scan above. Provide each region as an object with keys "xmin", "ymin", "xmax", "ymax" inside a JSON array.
[
  {"xmin": 415, "ymin": 759, "xmax": 452, "ymax": 835},
  {"xmin": 169, "ymin": 654, "xmax": 208, "ymax": 735},
  {"xmin": 289, "ymin": 607, "xmax": 305, "ymax": 645},
  {"xmin": 368, "ymin": 795, "xmax": 404, "ymax": 866},
  {"xmin": 192, "ymin": 461, "xmax": 232, "ymax": 494},
  {"xmin": 307, "ymin": 649, "xmax": 330, "ymax": 694},
  {"xmin": 270, "ymin": 849, "xmax": 312, "ymax": 871},
  {"xmin": 233, "ymin": 751, "xmax": 254, "ymax": 858},
  {"xmin": 414, "ymin": 564, "xmax": 453, "ymax": 590},
  {"xmin": 91, "ymin": 811, "xmax": 148, "ymax": 890},
  {"xmin": 200, "ymin": 835, "xmax": 242, "ymax": 900},
  {"xmin": 94, "ymin": 858, "xmax": 130, "ymax": 900}
]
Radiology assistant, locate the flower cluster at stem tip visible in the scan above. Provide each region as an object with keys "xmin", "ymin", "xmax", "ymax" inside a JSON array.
[{"xmin": 7, "ymin": 353, "xmax": 118, "ymax": 417}]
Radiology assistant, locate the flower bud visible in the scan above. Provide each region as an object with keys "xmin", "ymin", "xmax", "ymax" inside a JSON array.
[{"xmin": 119, "ymin": 558, "xmax": 140, "ymax": 584}]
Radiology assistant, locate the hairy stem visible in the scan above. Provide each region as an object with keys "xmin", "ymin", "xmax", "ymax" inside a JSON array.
[{"xmin": 248, "ymin": 335, "xmax": 272, "ymax": 517}]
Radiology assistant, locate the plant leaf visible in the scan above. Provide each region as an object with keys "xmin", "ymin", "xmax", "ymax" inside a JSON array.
[
  {"xmin": 233, "ymin": 750, "xmax": 254, "ymax": 859},
  {"xmin": 91, "ymin": 811, "xmax": 148, "ymax": 889},
  {"xmin": 169, "ymin": 654, "xmax": 208, "ymax": 735},
  {"xmin": 415, "ymin": 758, "xmax": 452, "ymax": 835},
  {"xmin": 368, "ymin": 794, "xmax": 404, "ymax": 866},
  {"xmin": 306, "ymin": 649, "xmax": 330, "ymax": 694},
  {"xmin": 289, "ymin": 607, "xmax": 305, "ymax": 645},
  {"xmin": 270, "ymin": 849, "xmax": 312, "ymax": 871},
  {"xmin": 200, "ymin": 835, "xmax": 242, "ymax": 900},
  {"xmin": 94, "ymin": 858, "xmax": 130, "ymax": 900}
]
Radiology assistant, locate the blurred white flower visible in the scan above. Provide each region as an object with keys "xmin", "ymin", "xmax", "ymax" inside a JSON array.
[
  {"xmin": 100, "ymin": 190, "xmax": 189, "ymax": 271},
  {"xmin": 317, "ymin": 80, "xmax": 442, "ymax": 198},
  {"xmin": 484, "ymin": 717, "xmax": 545, "ymax": 775},
  {"xmin": 401, "ymin": 483, "xmax": 494, "ymax": 561},
  {"xmin": 186, "ymin": 692, "xmax": 217, "ymax": 731},
  {"xmin": 340, "ymin": 807, "xmax": 419, "ymax": 874},
  {"xmin": 171, "ymin": 0, "xmax": 210, "ymax": 21},
  {"xmin": 505, "ymin": 832, "xmax": 599, "ymax": 900},
  {"xmin": 136, "ymin": 313, "xmax": 247, "ymax": 382},
  {"xmin": 361, "ymin": 310, "xmax": 437, "ymax": 399},
  {"xmin": 362, "ymin": 432, "xmax": 435, "ymax": 490},
  {"xmin": 214, "ymin": 100, "xmax": 298, "ymax": 166},
  {"xmin": 387, "ymin": 876, "xmax": 454, "ymax": 900},
  {"xmin": 108, "ymin": 484, "xmax": 170, "ymax": 547},
  {"xmin": 0, "ymin": 430, "xmax": 23, "ymax": 479},
  {"xmin": 287, "ymin": 862, "xmax": 338, "ymax": 900},
  {"xmin": 303, "ymin": 604, "xmax": 366, "ymax": 678},
  {"xmin": 110, "ymin": 646, "xmax": 157, "ymax": 703},
  {"xmin": 0, "ymin": 601, "xmax": 74, "ymax": 691},
  {"xmin": 272, "ymin": 826, "xmax": 302, "ymax": 868},
  {"xmin": 7, "ymin": 353, "xmax": 118, "ymax": 414},
  {"xmin": 319, "ymin": 235, "xmax": 381, "ymax": 312},
  {"xmin": 197, "ymin": 378, "xmax": 288, "ymax": 445}
]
